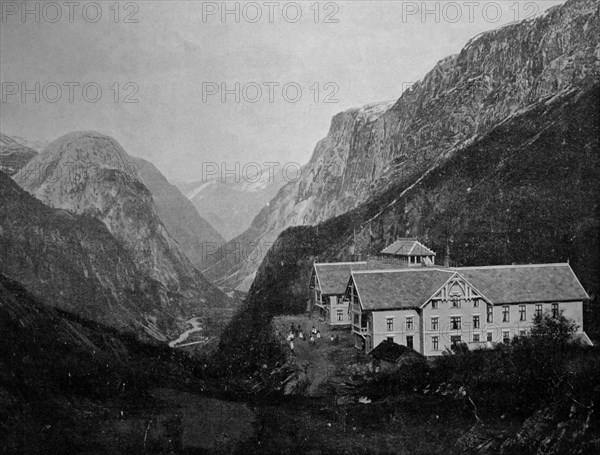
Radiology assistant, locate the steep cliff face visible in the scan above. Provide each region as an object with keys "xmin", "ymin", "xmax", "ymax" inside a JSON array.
[
  {"xmin": 202, "ymin": 101, "xmax": 394, "ymax": 290},
  {"xmin": 132, "ymin": 157, "xmax": 225, "ymax": 269},
  {"xmin": 205, "ymin": 0, "xmax": 600, "ymax": 291},
  {"xmin": 12, "ymin": 132, "xmax": 230, "ymax": 331}
]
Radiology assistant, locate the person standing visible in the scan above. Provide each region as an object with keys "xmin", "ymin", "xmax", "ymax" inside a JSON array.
[{"xmin": 290, "ymin": 339, "xmax": 294, "ymax": 355}]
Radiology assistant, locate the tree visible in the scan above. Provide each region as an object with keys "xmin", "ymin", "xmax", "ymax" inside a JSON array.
[{"xmin": 529, "ymin": 310, "xmax": 578, "ymax": 347}]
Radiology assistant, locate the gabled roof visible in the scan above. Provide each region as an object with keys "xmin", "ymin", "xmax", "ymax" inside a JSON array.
[
  {"xmin": 453, "ymin": 263, "xmax": 589, "ymax": 304},
  {"xmin": 351, "ymin": 269, "xmax": 456, "ymax": 310},
  {"xmin": 381, "ymin": 238, "xmax": 436, "ymax": 256},
  {"xmin": 313, "ymin": 260, "xmax": 403, "ymax": 295},
  {"xmin": 369, "ymin": 340, "xmax": 423, "ymax": 361},
  {"xmin": 313, "ymin": 262, "xmax": 366, "ymax": 295}
]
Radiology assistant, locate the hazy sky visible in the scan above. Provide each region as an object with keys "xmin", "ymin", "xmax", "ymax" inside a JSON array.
[{"xmin": 1, "ymin": 0, "xmax": 564, "ymax": 182}]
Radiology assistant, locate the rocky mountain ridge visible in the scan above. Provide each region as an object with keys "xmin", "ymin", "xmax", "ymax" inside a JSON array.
[
  {"xmin": 204, "ymin": 0, "xmax": 600, "ymax": 291},
  {"xmin": 1, "ymin": 131, "xmax": 226, "ymax": 272},
  {"xmin": 11, "ymin": 131, "xmax": 231, "ymax": 337}
]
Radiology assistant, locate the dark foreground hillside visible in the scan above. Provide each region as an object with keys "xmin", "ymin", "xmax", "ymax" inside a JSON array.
[
  {"xmin": 3, "ymin": 267, "xmax": 599, "ymax": 453},
  {"xmin": 0, "ymin": 273, "xmax": 258, "ymax": 454}
]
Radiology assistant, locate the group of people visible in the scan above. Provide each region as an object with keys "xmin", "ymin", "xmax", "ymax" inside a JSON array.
[{"xmin": 286, "ymin": 323, "xmax": 339, "ymax": 354}]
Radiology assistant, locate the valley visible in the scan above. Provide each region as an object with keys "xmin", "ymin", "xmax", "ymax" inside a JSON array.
[{"xmin": 1, "ymin": 0, "xmax": 599, "ymax": 453}]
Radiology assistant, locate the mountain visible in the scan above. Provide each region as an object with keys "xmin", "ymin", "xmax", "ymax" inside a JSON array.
[
  {"xmin": 204, "ymin": 0, "xmax": 600, "ymax": 292},
  {"xmin": 132, "ymin": 157, "xmax": 225, "ymax": 269},
  {"xmin": 0, "ymin": 171, "xmax": 181, "ymax": 339},
  {"xmin": 11, "ymin": 131, "xmax": 231, "ymax": 337},
  {"xmin": 1, "ymin": 131, "xmax": 226, "ymax": 272},
  {"xmin": 0, "ymin": 132, "xmax": 39, "ymax": 176},
  {"xmin": 177, "ymin": 163, "xmax": 287, "ymax": 242}
]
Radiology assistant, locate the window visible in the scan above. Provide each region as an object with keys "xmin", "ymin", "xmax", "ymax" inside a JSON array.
[
  {"xmin": 432, "ymin": 336, "xmax": 439, "ymax": 351},
  {"xmin": 431, "ymin": 317, "xmax": 439, "ymax": 331},
  {"xmin": 406, "ymin": 317, "xmax": 413, "ymax": 331},
  {"xmin": 519, "ymin": 329, "xmax": 527, "ymax": 337},
  {"xmin": 337, "ymin": 309, "xmax": 343, "ymax": 321},
  {"xmin": 406, "ymin": 336, "xmax": 414, "ymax": 349},
  {"xmin": 450, "ymin": 316, "xmax": 461, "ymax": 330},
  {"xmin": 386, "ymin": 318, "xmax": 394, "ymax": 331},
  {"xmin": 487, "ymin": 306, "xmax": 493, "ymax": 323},
  {"xmin": 473, "ymin": 315, "xmax": 480, "ymax": 329},
  {"xmin": 503, "ymin": 330, "xmax": 510, "ymax": 343},
  {"xmin": 450, "ymin": 335, "xmax": 462, "ymax": 346},
  {"xmin": 535, "ymin": 304, "xmax": 542, "ymax": 318},
  {"xmin": 451, "ymin": 296, "xmax": 461, "ymax": 308},
  {"xmin": 432, "ymin": 301, "xmax": 439, "ymax": 309},
  {"xmin": 473, "ymin": 299, "xmax": 479, "ymax": 308},
  {"xmin": 552, "ymin": 303, "xmax": 559, "ymax": 318},
  {"xmin": 487, "ymin": 332, "xmax": 493, "ymax": 342},
  {"xmin": 502, "ymin": 306, "xmax": 510, "ymax": 323},
  {"xmin": 387, "ymin": 336, "xmax": 394, "ymax": 343},
  {"xmin": 519, "ymin": 305, "xmax": 526, "ymax": 321},
  {"xmin": 473, "ymin": 333, "xmax": 480, "ymax": 343}
]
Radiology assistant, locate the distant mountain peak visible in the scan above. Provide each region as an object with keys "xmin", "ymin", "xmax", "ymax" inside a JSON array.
[{"xmin": 0, "ymin": 132, "xmax": 39, "ymax": 176}]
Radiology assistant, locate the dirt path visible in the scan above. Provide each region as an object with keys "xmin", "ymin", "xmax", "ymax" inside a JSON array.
[{"xmin": 273, "ymin": 314, "xmax": 363, "ymax": 397}]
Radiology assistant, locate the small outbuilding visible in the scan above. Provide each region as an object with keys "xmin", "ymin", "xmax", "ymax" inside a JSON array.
[{"xmin": 369, "ymin": 339, "xmax": 423, "ymax": 372}]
